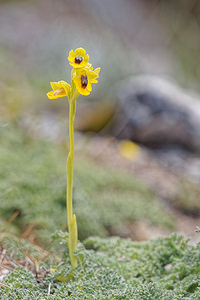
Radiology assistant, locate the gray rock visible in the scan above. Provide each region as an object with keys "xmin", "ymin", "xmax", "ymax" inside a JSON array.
[{"xmin": 110, "ymin": 76, "xmax": 200, "ymax": 152}]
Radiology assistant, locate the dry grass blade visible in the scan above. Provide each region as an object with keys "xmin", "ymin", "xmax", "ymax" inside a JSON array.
[
  {"xmin": 48, "ymin": 282, "xmax": 51, "ymax": 296},
  {"xmin": 0, "ymin": 249, "xmax": 6, "ymax": 264},
  {"xmin": 1, "ymin": 211, "xmax": 19, "ymax": 233}
]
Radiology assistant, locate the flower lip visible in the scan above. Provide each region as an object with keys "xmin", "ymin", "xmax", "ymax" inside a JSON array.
[
  {"xmin": 68, "ymin": 48, "xmax": 89, "ymax": 68},
  {"xmin": 73, "ymin": 66, "xmax": 100, "ymax": 96},
  {"xmin": 81, "ymin": 75, "xmax": 88, "ymax": 89},
  {"xmin": 75, "ymin": 56, "xmax": 83, "ymax": 64}
]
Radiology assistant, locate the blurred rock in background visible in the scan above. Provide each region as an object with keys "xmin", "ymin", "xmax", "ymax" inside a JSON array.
[{"xmin": 110, "ymin": 75, "xmax": 200, "ymax": 153}]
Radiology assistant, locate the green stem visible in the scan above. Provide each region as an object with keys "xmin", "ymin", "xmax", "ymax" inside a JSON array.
[{"xmin": 66, "ymin": 89, "xmax": 79, "ymax": 269}]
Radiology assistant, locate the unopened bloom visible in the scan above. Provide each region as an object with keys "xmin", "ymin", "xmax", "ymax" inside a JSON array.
[
  {"xmin": 72, "ymin": 66, "xmax": 100, "ymax": 96},
  {"xmin": 47, "ymin": 81, "xmax": 70, "ymax": 99},
  {"xmin": 68, "ymin": 48, "xmax": 89, "ymax": 69}
]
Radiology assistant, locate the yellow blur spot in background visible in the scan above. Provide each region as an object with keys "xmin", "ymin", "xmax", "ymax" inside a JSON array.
[
  {"xmin": 50, "ymin": 268, "xmax": 56, "ymax": 274},
  {"xmin": 118, "ymin": 140, "xmax": 140, "ymax": 160}
]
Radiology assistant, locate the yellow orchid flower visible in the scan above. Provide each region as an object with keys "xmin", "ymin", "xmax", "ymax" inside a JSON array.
[
  {"xmin": 47, "ymin": 47, "xmax": 100, "ymax": 270},
  {"xmin": 72, "ymin": 66, "xmax": 100, "ymax": 96},
  {"xmin": 68, "ymin": 48, "xmax": 89, "ymax": 69},
  {"xmin": 47, "ymin": 81, "xmax": 70, "ymax": 99}
]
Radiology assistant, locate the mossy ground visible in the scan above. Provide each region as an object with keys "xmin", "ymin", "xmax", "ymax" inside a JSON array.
[
  {"xmin": 1, "ymin": 234, "xmax": 200, "ymax": 299},
  {"xmin": 0, "ymin": 122, "xmax": 174, "ymax": 244},
  {"xmin": 0, "ymin": 123, "xmax": 199, "ymax": 299}
]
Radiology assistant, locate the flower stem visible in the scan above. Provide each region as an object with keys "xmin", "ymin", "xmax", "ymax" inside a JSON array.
[{"xmin": 66, "ymin": 89, "xmax": 79, "ymax": 269}]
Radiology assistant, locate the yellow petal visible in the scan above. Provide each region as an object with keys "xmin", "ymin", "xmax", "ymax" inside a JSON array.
[
  {"xmin": 81, "ymin": 88, "xmax": 91, "ymax": 96},
  {"xmin": 85, "ymin": 54, "xmax": 89, "ymax": 63},
  {"xmin": 69, "ymin": 49, "xmax": 74, "ymax": 57},
  {"xmin": 87, "ymin": 83, "xmax": 92, "ymax": 91},
  {"xmin": 68, "ymin": 56, "xmax": 75, "ymax": 62},
  {"xmin": 50, "ymin": 82, "xmax": 62, "ymax": 91},
  {"xmin": 47, "ymin": 89, "xmax": 66, "ymax": 99},
  {"xmin": 74, "ymin": 78, "xmax": 83, "ymax": 93},
  {"xmin": 75, "ymin": 48, "xmax": 86, "ymax": 56},
  {"xmin": 59, "ymin": 81, "xmax": 71, "ymax": 95},
  {"xmin": 88, "ymin": 69, "xmax": 100, "ymax": 80},
  {"xmin": 85, "ymin": 63, "xmax": 93, "ymax": 71},
  {"xmin": 90, "ymin": 79, "xmax": 98, "ymax": 83},
  {"xmin": 47, "ymin": 91, "xmax": 60, "ymax": 99},
  {"xmin": 94, "ymin": 67, "xmax": 101, "ymax": 76},
  {"xmin": 47, "ymin": 81, "xmax": 70, "ymax": 99}
]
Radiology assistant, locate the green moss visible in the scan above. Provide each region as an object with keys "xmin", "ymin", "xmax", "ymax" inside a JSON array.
[
  {"xmin": 0, "ymin": 123, "xmax": 174, "ymax": 243},
  {"xmin": 1, "ymin": 234, "xmax": 200, "ymax": 299},
  {"xmin": 75, "ymin": 160, "xmax": 174, "ymax": 240}
]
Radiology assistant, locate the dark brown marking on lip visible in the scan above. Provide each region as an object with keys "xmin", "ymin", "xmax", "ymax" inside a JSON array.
[
  {"xmin": 75, "ymin": 56, "xmax": 83, "ymax": 64},
  {"xmin": 81, "ymin": 75, "xmax": 88, "ymax": 89}
]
